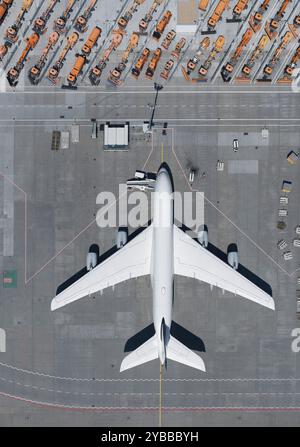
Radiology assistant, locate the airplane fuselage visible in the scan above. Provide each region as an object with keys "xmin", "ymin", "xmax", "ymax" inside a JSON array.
[{"xmin": 151, "ymin": 165, "xmax": 174, "ymax": 365}]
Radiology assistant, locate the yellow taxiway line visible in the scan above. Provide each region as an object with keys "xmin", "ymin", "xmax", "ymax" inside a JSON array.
[{"xmin": 159, "ymin": 363, "xmax": 163, "ymax": 427}]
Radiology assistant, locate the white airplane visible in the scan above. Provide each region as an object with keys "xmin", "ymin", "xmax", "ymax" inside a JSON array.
[{"xmin": 51, "ymin": 163, "xmax": 275, "ymax": 372}]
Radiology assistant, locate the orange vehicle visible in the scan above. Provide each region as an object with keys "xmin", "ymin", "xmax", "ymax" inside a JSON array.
[
  {"xmin": 265, "ymin": 0, "xmax": 290, "ymax": 39},
  {"xmin": 89, "ymin": 31, "xmax": 123, "ymax": 85},
  {"xmin": 28, "ymin": 31, "xmax": 59, "ymax": 84},
  {"xmin": 145, "ymin": 47, "xmax": 161, "ymax": 79},
  {"xmin": 117, "ymin": 0, "xmax": 145, "ymax": 29},
  {"xmin": 221, "ymin": 28, "xmax": 253, "ymax": 81},
  {"xmin": 48, "ymin": 31, "xmax": 79, "ymax": 83},
  {"xmin": 207, "ymin": 0, "xmax": 229, "ymax": 30},
  {"xmin": 153, "ymin": 10, "xmax": 172, "ymax": 40},
  {"xmin": 4, "ymin": 0, "xmax": 33, "ymax": 44},
  {"xmin": 75, "ymin": 0, "xmax": 98, "ymax": 33},
  {"xmin": 263, "ymin": 31, "xmax": 294, "ymax": 76},
  {"xmin": 249, "ymin": 0, "xmax": 270, "ymax": 32},
  {"xmin": 171, "ymin": 37, "xmax": 186, "ymax": 59},
  {"xmin": 67, "ymin": 55, "xmax": 86, "ymax": 85},
  {"xmin": 0, "ymin": 0, "xmax": 13, "ymax": 25},
  {"xmin": 132, "ymin": 47, "xmax": 150, "ymax": 78},
  {"xmin": 54, "ymin": 0, "xmax": 76, "ymax": 33},
  {"xmin": 139, "ymin": 0, "xmax": 163, "ymax": 32},
  {"xmin": 161, "ymin": 29, "xmax": 176, "ymax": 50},
  {"xmin": 81, "ymin": 26, "xmax": 101, "ymax": 56},
  {"xmin": 294, "ymin": 15, "xmax": 300, "ymax": 27},
  {"xmin": 33, "ymin": 0, "xmax": 59, "ymax": 34},
  {"xmin": 233, "ymin": 0, "xmax": 248, "ymax": 18},
  {"xmin": 198, "ymin": 0, "xmax": 209, "ymax": 11},
  {"xmin": 7, "ymin": 32, "xmax": 39, "ymax": 86},
  {"xmin": 240, "ymin": 34, "xmax": 269, "ymax": 77},
  {"xmin": 160, "ymin": 58, "xmax": 174, "ymax": 80}
]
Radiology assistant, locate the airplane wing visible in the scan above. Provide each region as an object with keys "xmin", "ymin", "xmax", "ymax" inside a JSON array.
[
  {"xmin": 51, "ymin": 225, "xmax": 153, "ymax": 311},
  {"xmin": 173, "ymin": 225, "xmax": 275, "ymax": 310}
]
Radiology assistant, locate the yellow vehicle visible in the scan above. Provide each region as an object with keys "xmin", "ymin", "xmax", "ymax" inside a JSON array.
[
  {"xmin": 145, "ymin": 47, "xmax": 162, "ymax": 79},
  {"xmin": 198, "ymin": 35, "xmax": 224, "ymax": 78},
  {"xmin": 240, "ymin": 34, "xmax": 269, "ymax": 77},
  {"xmin": 132, "ymin": 47, "xmax": 150, "ymax": 78},
  {"xmin": 67, "ymin": 55, "xmax": 86, "ymax": 85},
  {"xmin": 81, "ymin": 26, "xmax": 101, "ymax": 56}
]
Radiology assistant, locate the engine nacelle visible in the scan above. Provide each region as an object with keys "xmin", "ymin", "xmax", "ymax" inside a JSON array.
[
  {"xmin": 197, "ymin": 224, "xmax": 208, "ymax": 248},
  {"xmin": 86, "ymin": 244, "xmax": 99, "ymax": 271},
  {"xmin": 86, "ymin": 252, "xmax": 97, "ymax": 271},
  {"xmin": 227, "ymin": 243, "xmax": 238, "ymax": 270},
  {"xmin": 117, "ymin": 227, "xmax": 128, "ymax": 249}
]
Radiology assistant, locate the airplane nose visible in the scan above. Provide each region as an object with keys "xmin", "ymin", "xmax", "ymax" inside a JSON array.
[{"xmin": 158, "ymin": 162, "xmax": 169, "ymax": 175}]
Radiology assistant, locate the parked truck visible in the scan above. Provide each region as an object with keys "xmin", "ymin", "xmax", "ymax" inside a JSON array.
[
  {"xmin": 207, "ymin": 0, "xmax": 230, "ymax": 32},
  {"xmin": 132, "ymin": 47, "xmax": 150, "ymax": 78},
  {"xmin": 28, "ymin": 31, "xmax": 59, "ymax": 84},
  {"xmin": 145, "ymin": 47, "xmax": 162, "ymax": 79},
  {"xmin": 33, "ymin": 0, "xmax": 60, "ymax": 35},
  {"xmin": 54, "ymin": 0, "xmax": 77, "ymax": 34},
  {"xmin": 0, "ymin": 0, "xmax": 13, "ymax": 26},
  {"xmin": 153, "ymin": 10, "xmax": 172, "ymax": 40},
  {"xmin": 74, "ymin": 0, "xmax": 98, "ymax": 33},
  {"xmin": 221, "ymin": 28, "xmax": 253, "ymax": 81},
  {"xmin": 67, "ymin": 54, "xmax": 86, "ymax": 85},
  {"xmin": 118, "ymin": 0, "xmax": 145, "ymax": 29},
  {"xmin": 81, "ymin": 26, "xmax": 101, "ymax": 56},
  {"xmin": 7, "ymin": 32, "xmax": 39, "ymax": 86},
  {"xmin": 48, "ymin": 32, "xmax": 79, "ymax": 83},
  {"xmin": 108, "ymin": 32, "xmax": 139, "ymax": 85}
]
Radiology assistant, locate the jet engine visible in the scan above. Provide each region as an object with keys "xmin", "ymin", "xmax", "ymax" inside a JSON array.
[
  {"xmin": 227, "ymin": 243, "xmax": 238, "ymax": 270},
  {"xmin": 86, "ymin": 244, "xmax": 99, "ymax": 271},
  {"xmin": 197, "ymin": 224, "xmax": 208, "ymax": 248},
  {"xmin": 117, "ymin": 227, "xmax": 128, "ymax": 249}
]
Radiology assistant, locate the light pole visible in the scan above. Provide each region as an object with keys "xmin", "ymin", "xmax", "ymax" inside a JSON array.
[{"xmin": 148, "ymin": 82, "xmax": 163, "ymax": 131}]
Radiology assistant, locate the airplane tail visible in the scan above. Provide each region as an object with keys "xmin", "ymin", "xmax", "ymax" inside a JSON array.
[
  {"xmin": 167, "ymin": 335, "xmax": 206, "ymax": 372},
  {"xmin": 120, "ymin": 326, "xmax": 206, "ymax": 372},
  {"xmin": 120, "ymin": 334, "xmax": 158, "ymax": 372}
]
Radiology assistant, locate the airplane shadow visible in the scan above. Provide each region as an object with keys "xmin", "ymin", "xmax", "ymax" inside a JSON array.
[
  {"xmin": 179, "ymin": 223, "xmax": 272, "ymax": 297},
  {"xmin": 56, "ymin": 222, "xmax": 153, "ymax": 295},
  {"xmin": 124, "ymin": 321, "xmax": 206, "ymax": 353}
]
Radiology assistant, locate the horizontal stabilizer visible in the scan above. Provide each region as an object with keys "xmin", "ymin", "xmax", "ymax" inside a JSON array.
[
  {"xmin": 124, "ymin": 323, "xmax": 155, "ymax": 352},
  {"xmin": 120, "ymin": 335, "xmax": 158, "ymax": 372},
  {"xmin": 167, "ymin": 335, "xmax": 206, "ymax": 372},
  {"xmin": 171, "ymin": 321, "xmax": 205, "ymax": 352}
]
